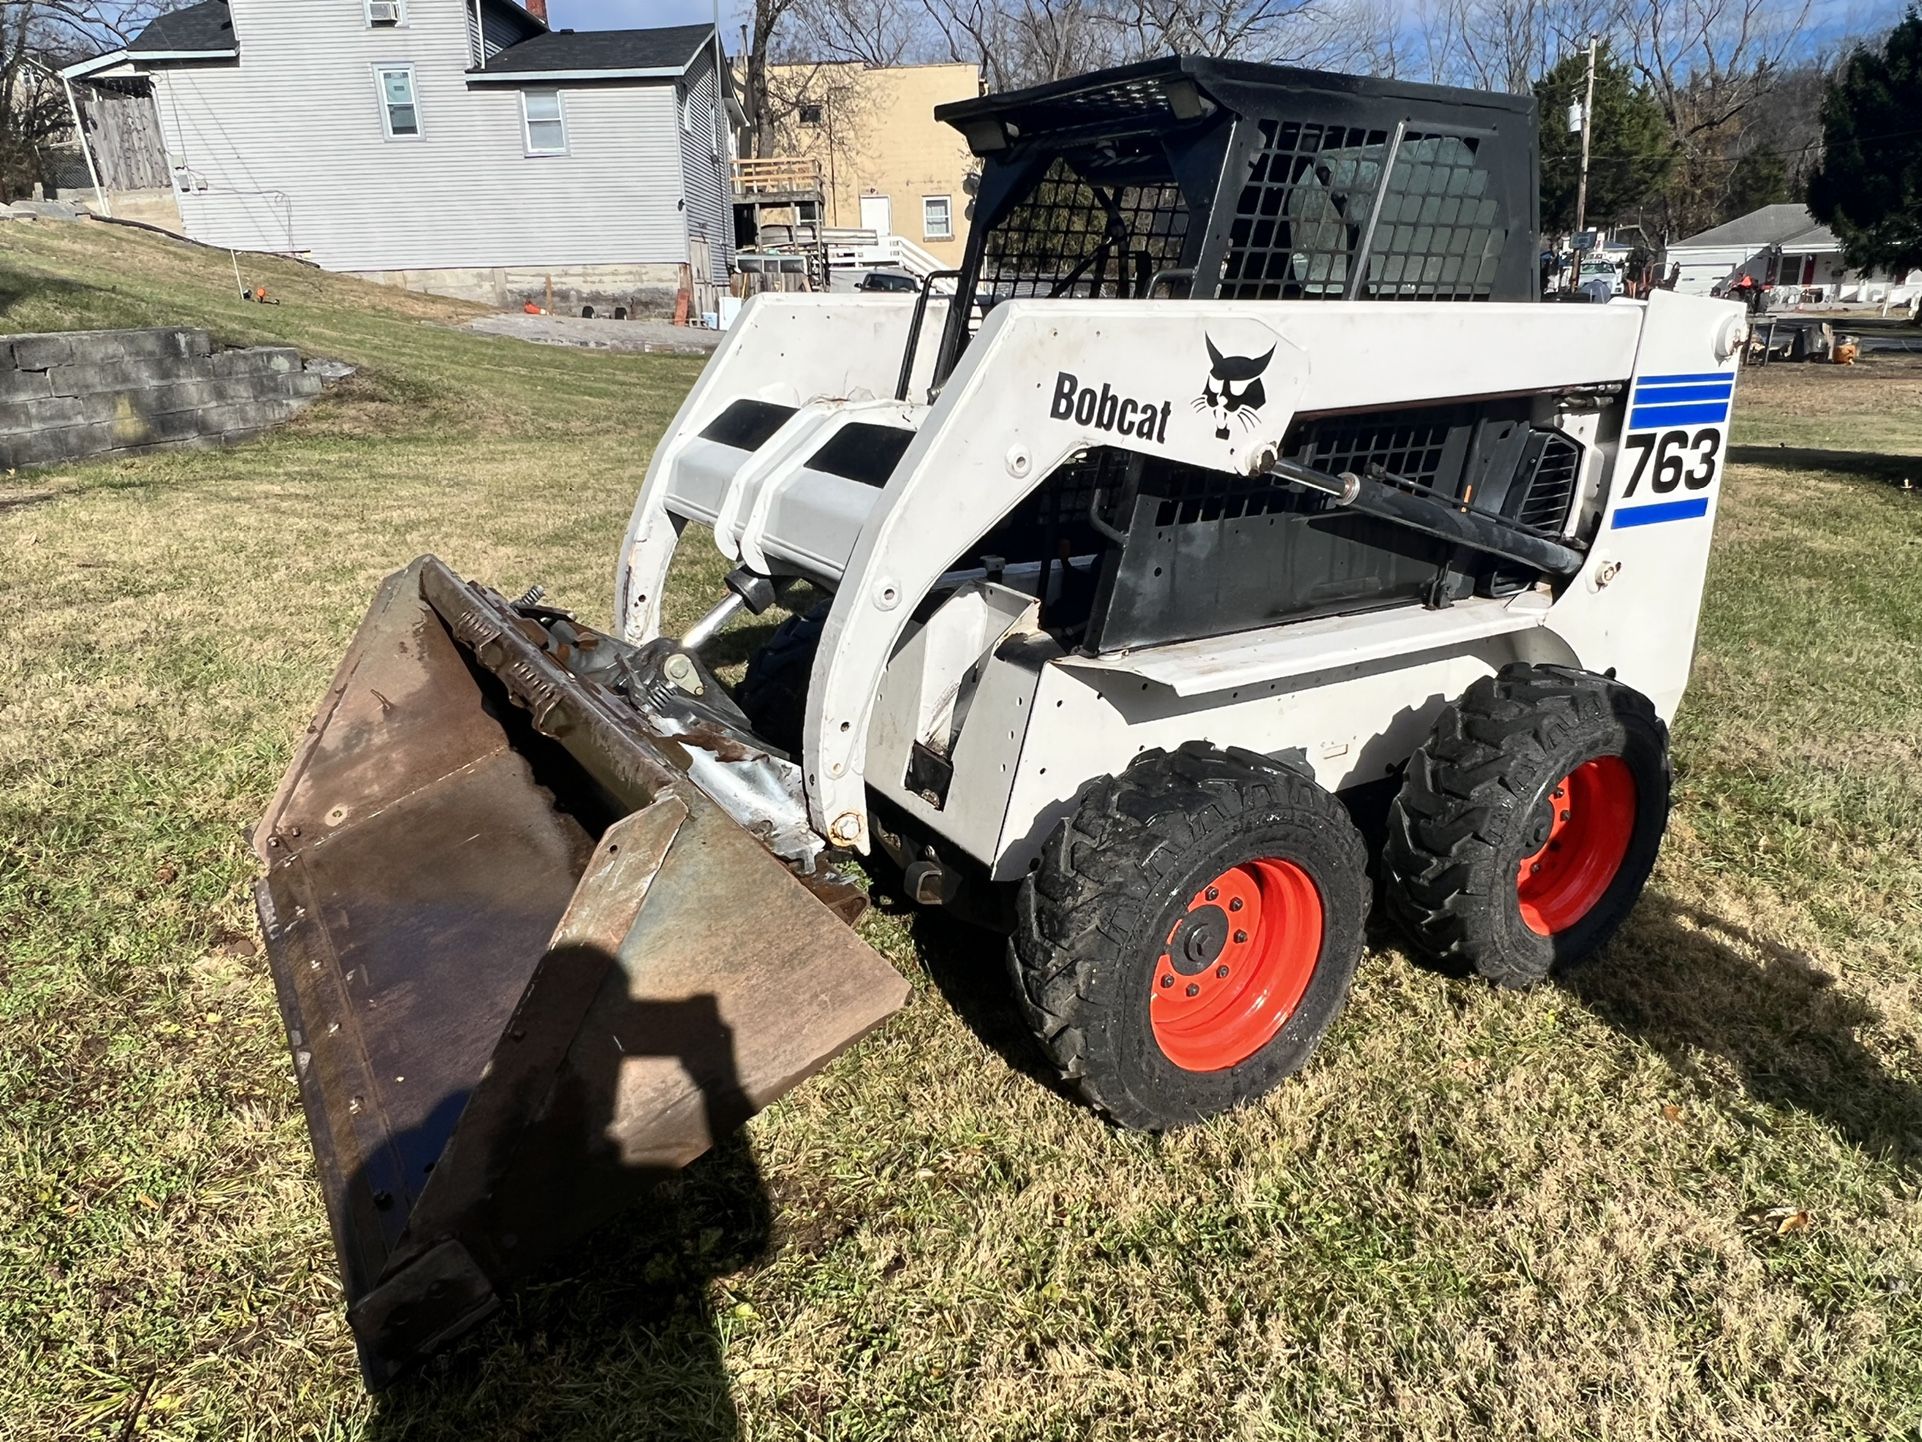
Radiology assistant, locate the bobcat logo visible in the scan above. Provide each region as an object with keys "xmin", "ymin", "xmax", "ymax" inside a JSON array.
[{"xmin": 1196, "ymin": 337, "xmax": 1275, "ymax": 439}]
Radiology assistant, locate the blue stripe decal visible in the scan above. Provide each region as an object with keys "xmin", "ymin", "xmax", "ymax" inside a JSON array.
[
  {"xmin": 1612, "ymin": 497, "xmax": 1710, "ymax": 528},
  {"xmin": 1629, "ymin": 401, "xmax": 1730, "ymax": 429},
  {"xmin": 1631, "ymin": 382, "xmax": 1734, "ymax": 404},
  {"xmin": 1636, "ymin": 371, "xmax": 1733, "ymax": 385}
]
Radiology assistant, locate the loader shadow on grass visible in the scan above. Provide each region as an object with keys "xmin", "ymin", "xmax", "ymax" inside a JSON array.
[
  {"xmin": 353, "ymin": 977, "xmax": 775, "ymax": 1441},
  {"xmin": 1572, "ymin": 895, "xmax": 1922, "ymax": 1170},
  {"xmin": 1727, "ymin": 443, "xmax": 1922, "ymax": 485},
  {"xmin": 904, "ymin": 906, "xmax": 1079, "ymax": 1103}
]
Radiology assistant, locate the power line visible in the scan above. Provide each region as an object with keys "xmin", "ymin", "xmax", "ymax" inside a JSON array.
[{"xmin": 1542, "ymin": 119, "xmax": 1922, "ymax": 168}]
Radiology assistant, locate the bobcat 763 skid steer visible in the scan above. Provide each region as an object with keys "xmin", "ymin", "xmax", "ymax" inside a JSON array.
[{"xmin": 255, "ymin": 57, "xmax": 1746, "ymax": 1378}]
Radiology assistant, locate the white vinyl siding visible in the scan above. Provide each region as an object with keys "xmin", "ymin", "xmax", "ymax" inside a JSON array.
[
  {"xmin": 147, "ymin": 0, "xmax": 691, "ymax": 271},
  {"xmin": 522, "ymin": 89, "xmax": 566, "ymax": 154},
  {"xmin": 377, "ymin": 65, "xmax": 420, "ymax": 138},
  {"xmin": 467, "ymin": 0, "xmax": 536, "ymax": 67},
  {"xmin": 677, "ymin": 48, "xmax": 731, "ymax": 269}
]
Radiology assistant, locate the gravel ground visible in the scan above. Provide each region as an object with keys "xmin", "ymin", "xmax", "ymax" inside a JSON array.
[{"xmin": 466, "ymin": 311, "xmax": 723, "ymax": 354}]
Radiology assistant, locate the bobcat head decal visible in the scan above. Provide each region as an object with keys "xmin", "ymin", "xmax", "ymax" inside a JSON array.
[{"xmin": 1195, "ymin": 336, "xmax": 1275, "ymax": 440}]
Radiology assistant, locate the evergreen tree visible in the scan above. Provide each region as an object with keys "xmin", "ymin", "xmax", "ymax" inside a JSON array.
[
  {"xmin": 1807, "ymin": 9, "xmax": 1922, "ymax": 276},
  {"xmin": 1534, "ymin": 45, "xmax": 1675, "ymax": 234}
]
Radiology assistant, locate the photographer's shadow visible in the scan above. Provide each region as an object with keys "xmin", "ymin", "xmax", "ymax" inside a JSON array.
[
  {"xmin": 1573, "ymin": 895, "xmax": 1922, "ymax": 1168},
  {"xmin": 362, "ymin": 984, "xmax": 772, "ymax": 1442}
]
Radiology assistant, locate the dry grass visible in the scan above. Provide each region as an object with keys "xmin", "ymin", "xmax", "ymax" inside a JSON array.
[{"xmin": 4, "ymin": 221, "xmax": 1922, "ymax": 1441}]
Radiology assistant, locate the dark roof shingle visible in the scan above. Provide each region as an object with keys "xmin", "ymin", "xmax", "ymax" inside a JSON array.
[
  {"xmin": 129, "ymin": 0, "xmax": 236, "ymax": 53},
  {"xmin": 479, "ymin": 23, "xmax": 713, "ymax": 75},
  {"xmin": 1670, "ymin": 204, "xmax": 1837, "ymax": 252}
]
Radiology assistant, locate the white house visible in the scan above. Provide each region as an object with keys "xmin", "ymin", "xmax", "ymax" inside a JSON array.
[
  {"xmin": 1664, "ymin": 203, "xmax": 1917, "ymax": 307},
  {"xmin": 63, "ymin": 0, "xmax": 743, "ymax": 315}
]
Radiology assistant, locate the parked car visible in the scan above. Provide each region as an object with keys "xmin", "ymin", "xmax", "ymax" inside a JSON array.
[{"xmin": 857, "ymin": 270, "xmax": 920, "ymax": 294}]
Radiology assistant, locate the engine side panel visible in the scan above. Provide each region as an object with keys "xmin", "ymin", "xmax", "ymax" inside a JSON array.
[{"xmin": 807, "ymin": 296, "xmax": 1659, "ymax": 851}]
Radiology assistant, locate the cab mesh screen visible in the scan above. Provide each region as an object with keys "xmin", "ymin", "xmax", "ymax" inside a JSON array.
[
  {"xmin": 1217, "ymin": 120, "xmax": 1391, "ymax": 299},
  {"xmin": 1366, "ymin": 134, "xmax": 1507, "ymax": 299},
  {"xmin": 1217, "ymin": 124, "xmax": 1506, "ymax": 301},
  {"xmin": 977, "ymin": 155, "xmax": 1189, "ymax": 302}
]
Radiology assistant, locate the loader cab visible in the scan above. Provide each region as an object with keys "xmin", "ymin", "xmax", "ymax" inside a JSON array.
[
  {"xmin": 931, "ymin": 56, "xmax": 1541, "ymax": 385},
  {"xmin": 918, "ymin": 59, "xmax": 1562, "ymax": 657}
]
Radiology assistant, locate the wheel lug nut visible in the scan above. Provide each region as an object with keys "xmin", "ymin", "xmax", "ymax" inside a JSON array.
[
  {"xmin": 1228, "ymin": 897, "xmax": 1243, "ymax": 912},
  {"xmin": 1204, "ymin": 886, "xmax": 1218, "ymax": 901},
  {"xmin": 1216, "ymin": 965, "xmax": 1229, "ymax": 978},
  {"xmin": 1161, "ymin": 974, "xmax": 1174, "ymax": 988},
  {"xmin": 1233, "ymin": 930, "xmax": 1247, "ymax": 944},
  {"xmin": 1185, "ymin": 983, "xmax": 1200, "ymax": 997},
  {"xmin": 1530, "ymin": 862, "xmax": 1541, "ymax": 874},
  {"xmin": 1560, "ymin": 809, "xmax": 1571, "ymax": 822}
]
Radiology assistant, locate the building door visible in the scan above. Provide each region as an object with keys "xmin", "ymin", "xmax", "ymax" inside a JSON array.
[{"xmin": 860, "ymin": 193, "xmax": 892, "ymax": 237}]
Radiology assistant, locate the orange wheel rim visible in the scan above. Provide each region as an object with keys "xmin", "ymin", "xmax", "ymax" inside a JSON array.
[
  {"xmin": 1149, "ymin": 858, "xmax": 1323, "ymax": 1073},
  {"xmin": 1516, "ymin": 755, "xmax": 1637, "ymax": 936}
]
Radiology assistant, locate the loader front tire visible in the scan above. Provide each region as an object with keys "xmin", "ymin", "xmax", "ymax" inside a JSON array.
[
  {"xmin": 1012, "ymin": 742, "xmax": 1369, "ymax": 1132},
  {"xmin": 1382, "ymin": 664, "xmax": 1671, "ymax": 988},
  {"xmin": 735, "ymin": 603, "xmax": 828, "ymax": 757}
]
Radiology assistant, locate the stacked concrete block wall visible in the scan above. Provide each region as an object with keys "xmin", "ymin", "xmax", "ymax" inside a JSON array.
[
  {"xmin": 0, "ymin": 328, "xmax": 326, "ymax": 470},
  {"xmin": 351, "ymin": 262, "xmax": 685, "ymax": 318}
]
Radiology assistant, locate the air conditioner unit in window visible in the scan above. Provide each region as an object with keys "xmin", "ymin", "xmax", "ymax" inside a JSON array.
[{"xmin": 368, "ymin": 1, "xmax": 402, "ymax": 25}]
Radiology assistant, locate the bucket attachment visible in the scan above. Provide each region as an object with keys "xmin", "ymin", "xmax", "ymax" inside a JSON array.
[{"xmin": 254, "ymin": 557, "xmax": 910, "ymax": 1384}]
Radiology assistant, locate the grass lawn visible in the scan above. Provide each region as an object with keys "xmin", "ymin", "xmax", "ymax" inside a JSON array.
[{"xmin": 4, "ymin": 221, "xmax": 1921, "ymax": 1441}]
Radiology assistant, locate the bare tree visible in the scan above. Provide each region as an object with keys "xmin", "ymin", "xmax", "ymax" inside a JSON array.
[
  {"xmin": 1410, "ymin": 0, "xmax": 1614, "ymax": 93},
  {"xmin": 912, "ymin": 0, "xmax": 1390, "ymax": 90},
  {"xmin": 1619, "ymin": 0, "xmax": 1812, "ymax": 137},
  {"xmin": 917, "ymin": 0, "xmax": 1116, "ymax": 90},
  {"xmin": 798, "ymin": 0, "xmax": 924, "ymax": 67},
  {"xmin": 1612, "ymin": 0, "xmax": 1814, "ymax": 236},
  {"xmin": 741, "ymin": 0, "xmax": 805, "ymax": 158}
]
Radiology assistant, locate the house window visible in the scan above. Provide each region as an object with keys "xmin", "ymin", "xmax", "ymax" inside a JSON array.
[
  {"xmin": 523, "ymin": 90, "xmax": 567, "ymax": 155},
  {"xmin": 922, "ymin": 194, "xmax": 953, "ymax": 241},
  {"xmin": 798, "ymin": 100, "xmax": 823, "ymax": 126},
  {"xmin": 376, "ymin": 66, "xmax": 420, "ymax": 139},
  {"xmin": 366, "ymin": 0, "xmax": 406, "ymax": 25}
]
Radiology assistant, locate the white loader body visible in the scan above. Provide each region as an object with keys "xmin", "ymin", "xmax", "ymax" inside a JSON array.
[{"xmin": 617, "ymin": 287, "xmax": 1745, "ymax": 879}]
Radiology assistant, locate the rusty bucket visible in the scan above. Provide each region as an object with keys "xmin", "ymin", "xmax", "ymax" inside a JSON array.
[{"xmin": 254, "ymin": 557, "xmax": 908, "ymax": 1383}]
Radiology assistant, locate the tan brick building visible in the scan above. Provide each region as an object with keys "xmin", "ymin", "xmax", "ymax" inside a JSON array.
[{"xmin": 766, "ymin": 61, "xmax": 982, "ymax": 268}]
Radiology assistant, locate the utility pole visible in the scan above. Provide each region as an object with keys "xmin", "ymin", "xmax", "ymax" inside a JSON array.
[{"xmin": 1569, "ymin": 33, "xmax": 1599, "ymax": 291}]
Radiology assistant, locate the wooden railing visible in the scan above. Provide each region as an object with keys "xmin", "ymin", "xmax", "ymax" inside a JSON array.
[{"xmin": 733, "ymin": 156, "xmax": 824, "ymax": 196}]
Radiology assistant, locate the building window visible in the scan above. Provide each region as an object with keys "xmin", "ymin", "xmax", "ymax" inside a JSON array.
[
  {"xmin": 376, "ymin": 66, "xmax": 420, "ymax": 139},
  {"xmin": 366, "ymin": 0, "xmax": 406, "ymax": 25},
  {"xmin": 922, "ymin": 194, "xmax": 953, "ymax": 241},
  {"xmin": 523, "ymin": 90, "xmax": 567, "ymax": 155},
  {"xmin": 798, "ymin": 99, "xmax": 823, "ymax": 126}
]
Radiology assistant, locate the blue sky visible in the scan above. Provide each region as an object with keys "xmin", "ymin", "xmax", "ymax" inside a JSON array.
[
  {"xmin": 548, "ymin": 0, "xmax": 740, "ymax": 32},
  {"xmin": 550, "ymin": 0, "xmax": 1907, "ymax": 54}
]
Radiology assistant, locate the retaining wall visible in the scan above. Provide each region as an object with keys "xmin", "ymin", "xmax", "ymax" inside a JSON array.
[{"xmin": 0, "ymin": 328, "xmax": 326, "ymax": 470}]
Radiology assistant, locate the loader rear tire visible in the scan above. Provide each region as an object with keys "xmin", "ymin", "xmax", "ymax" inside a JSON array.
[
  {"xmin": 1382, "ymin": 664, "xmax": 1670, "ymax": 989},
  {"xmin": 735, "ymin": 603, "xmax": 828, "ymax": 757},
  {"xmin": 1011, "ymin": 742, "xmax": 1369, "ymax": 1132}
]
